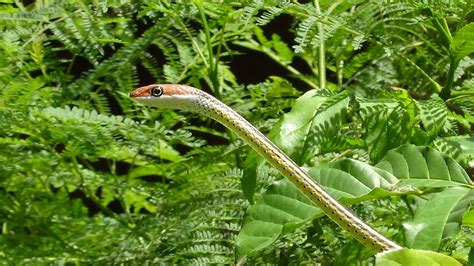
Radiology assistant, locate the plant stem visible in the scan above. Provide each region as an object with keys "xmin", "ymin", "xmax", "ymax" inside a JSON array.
[
  {"xmin": 196, "ymin": 1, "xmax": 221, "ymax": 98},
  {"xmin": 400, "ymin": 55, "xmax": 442, "ymax": 93},
  {"xmin": 69, "ymin": 156, "xmax": 131, "ymax": 228},
  {"xmin": 167, "ymin": 3, "xmax": 209, "ymax": 70},
  {"xmin": 441, "ymin": 18, "xmax": 453, "ymax": 42},
  {"xmin": 314, "ymin": 0, "xmax": 326, "ymax": 90},
  {"xmin": 427, "ymin": 9, "xmax": 452, "ymax": 49},
  {"xmin": 440, "ymin": 56, "xmax": 457, "ymax": 100},
  {"xmin": 426, "ymin": 9, "xmax": 455, "ymax": 100}
]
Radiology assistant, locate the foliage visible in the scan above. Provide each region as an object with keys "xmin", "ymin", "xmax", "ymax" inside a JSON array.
[
  {"xmin": 0, "ymin": 0, "xmax": 473, "ymax": 264},
  {"xmin": 376, "ymin": 249, "xmax": 462, "ymax": 266}
]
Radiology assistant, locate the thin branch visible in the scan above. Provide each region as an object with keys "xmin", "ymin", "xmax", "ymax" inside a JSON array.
[{"xmin": 314, "ymin": 0, "xmax": 326, "ymax": 90}]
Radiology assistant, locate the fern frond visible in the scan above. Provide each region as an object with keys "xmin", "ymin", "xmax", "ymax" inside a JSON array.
[
  {"xmin": 256, "ymin": 0, "xmax": 292, "ymax": 26},
  {"xmin": 157, "ymin": 31, "xmax": 194, "ymax": 82},
  {"xmin": 309, "ymin": 15, "xmax": 345, "ymax": 49},
  {"xmin": 90, "ymin": 92, "xmax": 112, "ymax": 115},
  {"xmin": 0, "ymin": 5, "xmax": 62, "ymax": 21},
  {"xmin": 40, "ymin": 106, "xmax": 134, "ymax": 125},
  {"xmin": 139, "ymin": 52, "xmax": 162, "ymax": 80},
  {"xmin": 66, "ymin": 17, "xmax": 165, "ymax": 99},
  {"xmin": 240, "ymin": 0, "xmax": 264, "ymax": 25},
  {"xmin": 293, "ymin": 15, "xmax": 319, "ymax": 53}
]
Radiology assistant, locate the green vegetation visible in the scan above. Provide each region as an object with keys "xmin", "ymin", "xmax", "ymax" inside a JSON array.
[{"xmin": 0, "ymin": 0, "xmax": 473, "ymax": 264}]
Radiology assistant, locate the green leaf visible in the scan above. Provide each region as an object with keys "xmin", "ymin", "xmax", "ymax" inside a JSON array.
[
  {"xmin": 403, "ymin": 187, "xmax": 473, "ymax": 250},
  {"xmin": 376, "ymin": 249, "xmax": 461, "ymax": 266},
  {"xmin": 451, "ymin": 23, "xmax": 474, "ymax": 63},
  {"xmin": 272, "ymin": 90, "xmax": 344, "ymax": 163},
  {"xmin": 301, "ymin": 92, "xmax": 350, "ymax": 158},
  {"xmin": 237, "ymin": 159, "xmax": 405, "ymax": 259},
  {"xmin": 308, "ymin": 159, "xmax": 400, "ymax": 203},
  {"xmin": 240, "ymin": 144, "xmax": 474, "ymax": 257},
  {"xmin": 434, "ymin": 136, "xmax": 474, "ymax": 168},
  {"xmin": 271, "ymin": 34, "xmax": 293, "ymax": 63},
  {"xmin": 359, "ymin": 100, "xmax": 412, "ymax": 162},
  {"xmin": 265, "ymin": 76, "xmax": 300, "ymax": 101},
  {"xmin": 241, "ymin": 150, "xmax": 262, "ymax": 203},
  {"xmin": 444, "ymin": 189, "xmax": 474, "ymax": 237},
  {"xmin": 462, "ymin": 210, "xmax": 474, "ymax": 229},
  {"xmin": 415, "ymin": 97, "xmax": 447, "ymax": 141},
  {"xmin": 155, "ymin": 139, "xmax": 184, "ymax": 162},
  {"xmin": 236, "ymin": 180, "xmax": 320, "ymax": 258},
  {"xmin": 242, "ymin": 90, "xmax": 351, "ymax": 202},
  {"xmin": 128, "ymin": 164, "xmax": 167, "ymax": 179},
  {"xmin": 376, "ymin": 144, "xmax": 472, "ymax": 188}
]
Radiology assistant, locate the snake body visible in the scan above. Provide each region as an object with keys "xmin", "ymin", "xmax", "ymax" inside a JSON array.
[{"xmin": 130, "ymin": 84, "xmax": 402, "ymax": 252}]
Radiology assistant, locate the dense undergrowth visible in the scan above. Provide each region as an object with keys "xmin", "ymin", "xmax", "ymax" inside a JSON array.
[{"xmin": 0, "ymin": 0, "xmax": 473, "ymax": 264}]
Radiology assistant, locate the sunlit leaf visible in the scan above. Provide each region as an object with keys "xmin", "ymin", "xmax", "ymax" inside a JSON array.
[
  {"xmin": 376, "ymin": 249, "xmax": 461, "ymax": 266},
  {"xmin": 434, "ymin": 136, "xmax": 474, "ymax": 168},
  {"xmin": 451, "ymin": 23, "xmax": 474, "ymax": 63},
  {"xmin": 403, "ymin": 187, "xmax": 473, "ymax": 250},
  {"xmin": 415, "ymin": 96, "xmax": 447, "ymax": 142},
  {"xmin": 376, "ymin": 144, "xmax": 472, "ymax": 188},
  {"xmin": 359, "ymin": 99, "xmax": 412, "ymax": 162},
  {"xmin": 462, "ymin": 210, "xmax": 474, "ymax": 229}
]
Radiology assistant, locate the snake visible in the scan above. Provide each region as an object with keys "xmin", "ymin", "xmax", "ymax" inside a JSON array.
[{"xmin": 130, "ymin": 84, "xmax": 402, "ymax": 252}]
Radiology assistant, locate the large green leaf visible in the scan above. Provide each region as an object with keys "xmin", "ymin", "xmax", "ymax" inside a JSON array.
[
  {"xmin": 434, "ymin": 136, "xmax": 474, "ymax": 168},
  {"xmin": 462, "ymin": 210, "xmax": 474, "ymax": 229},
  {"xmin": 414, "ymin": 97, "xmax": 447, "ymax": 142},
  {"xmin": 298, "ymin": 92, "xmax": 351, "ymax": 160},
  {"xmin": 376, "ymin": 144, "xmax": 472, "ymax": 188},
  {"xmin": 308, "ymin": 159, "xmax": 400, "ymax": 203},
  {"xmin": 237, "ymin": 159, "xmax": 405, "ymax": 259},
  {"xmin": 236, "ymin": 180, "xmax": 321, "ymax": 258},
  {"xmin": 451, "ymin": 23, "xmax": 474, "ymax": 64},
  {"xmin": 359, "ymin": 100, "xmax": 412, "ymax": 162},
  {"xmin": 444, "ymin": 189, "xmax": 474, "ymax": 237},
  {"xmin": 403, "ymin": 187, "xmax": 473, "ymax": 250},
  {"xmin": 375, "ymin": 249, "xmax": 461, "ymax": 266}
]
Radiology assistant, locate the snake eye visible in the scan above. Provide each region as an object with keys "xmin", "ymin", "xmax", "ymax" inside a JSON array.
[{"xmin": 151, "ymin": 85, "xmax": 163, "ymax": 97}]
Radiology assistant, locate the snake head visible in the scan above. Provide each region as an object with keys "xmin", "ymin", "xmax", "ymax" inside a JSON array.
[
  {"xmin": 130, "ymin": 84, "xmax": 200, "ymax": 110},
  {"xmin": 130, "ymin": 84, "xmax": 195, "ymax": 98}
]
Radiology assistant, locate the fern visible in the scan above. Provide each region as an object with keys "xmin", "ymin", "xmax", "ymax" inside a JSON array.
[
  {"xmin": 256, "ymin": 0, "xmax": 292, "ymax": 26},
  {"xmin": 240, "ymin": 0, "xmax": 264, "ymax": 25},
  {"xmin": 48, "ymin": 2, "xmax": 134, "ymax": 65},
  {"xmin": 0, "ymin": 5, "xmax": 62, "ymax": 21},
  {"xmin": 293, "ymin": 15, "xmax": 319, "ymax": 53},
  {"xmin": 66, "ymin": 19, "xmax": 164, "ymax": 100}
]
